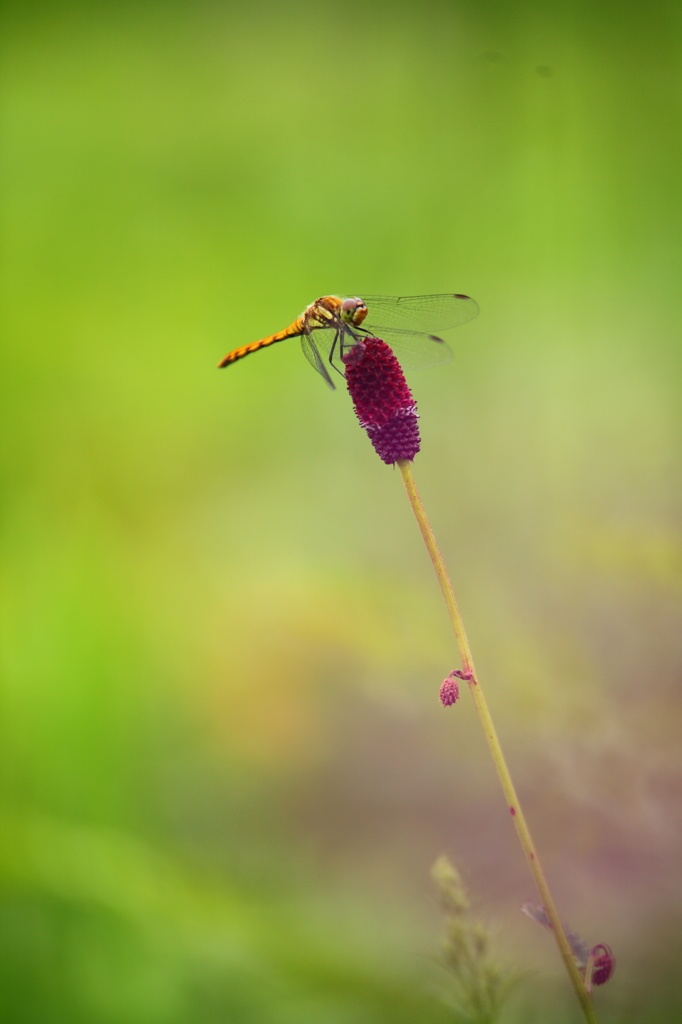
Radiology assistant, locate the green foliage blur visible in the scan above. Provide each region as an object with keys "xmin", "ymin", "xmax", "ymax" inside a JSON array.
[
  {"xmin": 2, "ymin": 1, "xmax": 681, "ymax": 1021},
  {"xmin": 432, "ymin": 855, "xmax": 519, "ymax": 1023}
]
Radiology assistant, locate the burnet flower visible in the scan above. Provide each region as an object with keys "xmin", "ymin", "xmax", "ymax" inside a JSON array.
[{"xmin": 342, "ymin": 337, "xmax": 420, "ymax": 464}]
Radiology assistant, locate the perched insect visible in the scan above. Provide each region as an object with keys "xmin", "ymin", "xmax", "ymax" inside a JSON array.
[{"xmin": 218, "ymin": 293, "xmax": 479, "ymax": 388}]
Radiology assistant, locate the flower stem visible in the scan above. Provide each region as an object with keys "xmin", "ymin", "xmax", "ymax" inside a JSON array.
[{"xmin": 396, "ymin": 458, "xmax": 598, "ymax": 1024}]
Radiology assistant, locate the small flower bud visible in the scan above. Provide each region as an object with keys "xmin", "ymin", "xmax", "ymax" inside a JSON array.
[
  {"xmin": 590, "ymin": 944, "xmax": 615, "ymax": 986},
  {"xmin": 343, "ymin": 337, "xmax": 420, "ymax": 464},
  {"xmin": 440, "ymin": 673, "xmax": 460, "ymax": 706}
]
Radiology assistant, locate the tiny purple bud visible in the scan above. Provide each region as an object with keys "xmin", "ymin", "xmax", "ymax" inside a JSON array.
[
  {"xmin": 522, "ymin": 903, "xmax": 614, "ymax": 986},
  {"xmin": 590, "ymin": 944, "xmax": 615, "ymax": 986},
  {"xmin": 440, "ymin": 673, "xmax": 460, "ymax": 706},
  {"xmin": 343, "ymin": 337, "xmax": 420, "ymax": 464}
]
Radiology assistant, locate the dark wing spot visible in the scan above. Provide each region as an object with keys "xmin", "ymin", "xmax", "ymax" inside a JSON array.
[
  {"xmin": 453, "ymin": 293, "xmax": 471, "ymax": 300},
  {"xmin": 428, "ymin": 334, "xmax": 446, "ymax": 344}
]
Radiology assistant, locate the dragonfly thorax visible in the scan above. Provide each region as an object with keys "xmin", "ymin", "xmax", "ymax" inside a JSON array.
[{"xmin": 340, "ymin": 297, "xmax": 368, "ymax": 327}]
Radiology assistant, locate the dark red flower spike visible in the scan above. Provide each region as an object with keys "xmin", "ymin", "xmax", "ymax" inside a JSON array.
[{"xmin": 343, "ymin": 337, "xmax": 420, "ymax": 464}]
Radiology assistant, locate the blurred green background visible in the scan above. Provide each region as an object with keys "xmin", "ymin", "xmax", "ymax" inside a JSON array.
[{"xmin": 2, "ymin": 0, "xmax": 681, "ymax": 1020}]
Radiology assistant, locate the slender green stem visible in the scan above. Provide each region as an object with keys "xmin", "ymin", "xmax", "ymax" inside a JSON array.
[
  {"xmin": 584, "ymin": 949, "xmax": 597, "ymax": 996},
  {"xmin": 396, "ymin": 458, "xmax": 598, "ymax": 1024}
]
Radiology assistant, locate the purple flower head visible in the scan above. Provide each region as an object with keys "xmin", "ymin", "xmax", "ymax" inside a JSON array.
[
  {"xmin": 590, "ymin": 944, "xmax": 615, "ymax": 986},
  {"xmin": 440, "ymin": 673, "xmax": 461, "ymax": 707},
  {"xmin": 342, "ymin": 337, "xmax": 420, "ymax": 465}
]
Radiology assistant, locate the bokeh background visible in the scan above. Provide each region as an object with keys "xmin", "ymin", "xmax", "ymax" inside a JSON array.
[{"xmin": 2, "ymin": 1, "xmax": 681, "ymax": 1021}]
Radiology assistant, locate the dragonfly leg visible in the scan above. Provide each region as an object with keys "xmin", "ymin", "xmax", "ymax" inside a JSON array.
[
  {"xmin": 328, "ymin": 330, "xmax": 350, "ymax": 379},
  {"xmin": 328, "ymin": 329, "xmax": 340, "ymax": 366},
  {"xmin": 335, "ymin": 327, "xmax": 364, "ymax": 369}
]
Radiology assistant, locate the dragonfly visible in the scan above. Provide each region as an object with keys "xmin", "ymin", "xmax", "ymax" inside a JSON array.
[{"xmin": 217, "ymin": 293, "xmax": 479, "ymax": 388}]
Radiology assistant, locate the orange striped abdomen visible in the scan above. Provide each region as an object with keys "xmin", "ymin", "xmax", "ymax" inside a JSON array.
[{"xmin": 217, "ymin": 315, "xmax": 306, "ymax": 368}]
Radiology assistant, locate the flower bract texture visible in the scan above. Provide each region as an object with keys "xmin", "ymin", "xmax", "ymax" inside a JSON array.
[
  {"xmin": 440, "ymin": 674, "xmax": 461, "ymax": 706},
  {"xmin": 343, "ymin": 337, "xmax": 421, "ymax": 464}
]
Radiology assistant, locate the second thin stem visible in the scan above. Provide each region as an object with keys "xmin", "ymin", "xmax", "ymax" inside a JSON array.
[{"xmin": 396, "ymin": 458, "xmax": 598, "ymax": 1024}]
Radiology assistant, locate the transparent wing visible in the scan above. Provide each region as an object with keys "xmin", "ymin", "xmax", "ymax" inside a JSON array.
[
  {"xmin": 304, "ymin": 323, "xmax": 452, "ymax": 375},
  {"xmin": 299, "ymin": 306, "xmax": 463, "ymax": 383},
  {"xmin": 369, "ymin": 328, "xmax": 452, "ymax": 370},
  {"xmin": 300, "ymin": 327, "xmax": 337, "ymax": 389},
  {"xmin": 358, "ymin": 293, "xmax": 479, "ymax": 333}
]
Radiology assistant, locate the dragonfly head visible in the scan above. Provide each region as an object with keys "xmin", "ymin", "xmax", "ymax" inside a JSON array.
[{"xmin": 341, "ymin": 297, "xmax": 368, "ymax": 327}]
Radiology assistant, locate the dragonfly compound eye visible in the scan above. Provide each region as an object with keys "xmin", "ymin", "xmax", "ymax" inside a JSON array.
[{"xmin": 341, "ymin": 297, "xmax": 368, "ymax": 326}]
